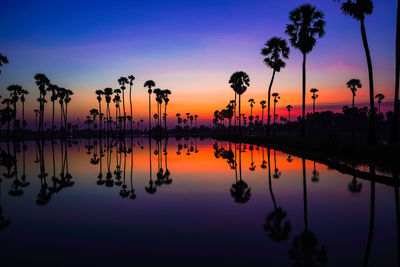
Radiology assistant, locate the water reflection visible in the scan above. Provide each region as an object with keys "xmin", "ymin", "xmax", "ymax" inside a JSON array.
[{"xmin": 0, "ymin": 138, "xmax": 399, "ymax": 265}]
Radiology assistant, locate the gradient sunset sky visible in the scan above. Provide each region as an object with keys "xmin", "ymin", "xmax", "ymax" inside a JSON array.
[{"xmin": 0, "ymin": 0, "xmax": 397, "ymax": 126}]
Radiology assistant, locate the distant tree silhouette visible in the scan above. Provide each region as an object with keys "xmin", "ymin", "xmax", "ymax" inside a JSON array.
[
  {"xmin": 347, "ymin": 79, "xmax": 362, "ymax": 110},
  {"xmin": 248, "ymin": 98, "xmax": 255, "ymax": 125},
  {"xmin": 162, "ymin": 89, "xmax": 171, "ymax": 132},
  {"xmin": 286, "ymin": 105, "xmax": 293, "ymax": 121},
  {"xmin": 337, "ymin": 0, "xmax": 375, "ymax": 145},
  {"xmin": 260, "ymin": 100, "xmax": 266, "ymax": 126},
  {"xmin": 0, "ymin": 53, "xmax": 9, "ymax": 75},
  {"xmin": 229, "ymin": 71, "xmax": 250, "ymax": 136},
  {"xmin": 95, "ymin": 89, "xmax": 104, "ymax": 135},
  {"xmin": 127, "ymin": 75, "xmax": 135, "ymax": 136},
  {"xmin": 103, "ymin": 88, "xmax": 113, "ymax": 134},
  {"xmin": 286, "ymin": 4, "xmax": 325, "ymax": 138},
  {"xmin": 375, "ymin": 93, "xmax": 385, "ymax": 113},
  {"xmin": 34, "ymin": 74, "xmax": 50, "ymax": 136},
  {"xmin": 272, "ymin": 93, "xmax": 280, "ymax": 135},
  {"xmin": 118, "ymin": 77, "xmax": 129, "ymax": 134},
  {"xmin": 261, "ymin": 37, "xmax": 290, "ymax": 136},
  {"xmin": 310, "ymin": 88, "xmax": 319, "ymax": 114},
  {"xmin": 144, "ymin": 80, "xmax": 156, "ymax": 135},
  {"xmin": 48, "ymin": 84, "xmax": 59, "ymax": 134}
]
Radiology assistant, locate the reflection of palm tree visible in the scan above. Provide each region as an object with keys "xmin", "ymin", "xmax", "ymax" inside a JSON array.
[
  {"xmin": 144, "ymin": 80, "xmax": 156, "ymax": 136},
  {"xmin": 129, "ymin": 138, "xmax": 136, "ymax": 200},
  {"xmin": 348, "ymin": 176, "xmax": 362, "ymax": 193},
  {"xmin": 0, "ymin": 181, "xmax": 11, "ymax": 231},
  {"xmin": 363, "ymin": 165, "xmax": 376, "ymax": 266},
  {"xmin": 249, "ymin": 145, "xmax": 256, "ymax": 171},
  {"xmin": 286, "ymin": 4, "xmax": 326, "ymax": 138},
  {"xmin": 145, "ymin": 138, "xmax": 156, "ymax": 194},
  {"xmin": 289, "ymin": 159, "xmax": 327, "ymax": 266},
  {"xmin": 264, "ymin": 148, "xmax": 291, "ymax": 242},
  {"xmin": 311, "ymin": 161, "xmax": 319, "ymax": 183},
  {"xmin": 273, "ymin": 150, "xmax": 281, "ymax": 179},
  {"xmin": 230, "ymin": 143, "xmax": 251, "ymax": 203},
  {"xmin": 287, "ymin": 155, "xmax": 293, "ymax": 163},
  {"xmin": 261, "ymin": 147, "xmax": 267, "ymax": 169},
  {"xmin": 394, "ymin": 171, "xmax": 400, "ymax": 266}
]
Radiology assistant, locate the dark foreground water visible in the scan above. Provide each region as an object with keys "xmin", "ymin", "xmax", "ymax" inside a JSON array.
[{"xmin": 0, "ymin": 138, "xmax": 398, "ymax": 266}]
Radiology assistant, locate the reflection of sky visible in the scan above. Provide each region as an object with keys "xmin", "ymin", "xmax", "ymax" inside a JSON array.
[
  {"xmin": 0, "ymin": 138, "xmax": 398, "ymax": 265},
  {"xmin": 0, "ymin": 0, "xmax": 397, "ymax": 126}
]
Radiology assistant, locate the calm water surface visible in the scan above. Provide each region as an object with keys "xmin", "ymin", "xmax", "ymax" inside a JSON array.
[{"xmin": 0, "ymin": 138, "xmax": 398, "ymax": 266}]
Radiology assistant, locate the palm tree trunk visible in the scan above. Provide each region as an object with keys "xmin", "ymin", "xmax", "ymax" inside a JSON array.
[
  {"xmin": 301, "ymin": 53, "xmax": 306, "ymax": 138},
  {"xmin": 363, "ymin": 165, "xmax": 376, "ymax": 266},
  {"xmin": 129, "ymin": 85, "xmax": 132, "ymax": 137},
  {"xmin": 302, "ymin": 158, "xmax": 308, "ymax": 231},
  {"xmin": 313, "ymin": 98, "xmax": 315, "ymax": 114},
  {"xmin": 273, "ymin": 101, "xmax": 276, "ymax": 136},
  {"xmin": 288, "ymin": 110, "xmax": 291, "ymax": 121},
  {"xmin": 52, "ymin": 100, "xmax": 55, "ymax": 136},
  {"xmin": 148, "ymin": 93, "xmax": 151, "ymax": 136},
  {"xmin": 392, "ymin": 0, "xmax": 400, "ymax": 144},
  {"xmin": 267, "ymin": 69, "xmax": 276, "ymax": 136},
  {"xmin": 239, "ymin": 95, "xmax": 242, "ymax": 136},
  {"xmin": 164, "ymin": 104, "xmax": 167, "ymax": 132},
  {"xmin": 360, "ymin": 19, "xmax": 375, "ymax": 145},
  {"xmin": 98, "ymin": 101, "xmax": 102, "ymax": 137},
  {"xmin": 394, "ymin": 171, "xmax": 400, "ymax": 267},
  {"xmin": 267, "ymin": 149, "xmax": 277, "ymax": 210},
  {"xmin": 352, "ymin": 94, "xmax": 355, "ymax": 110},
  {"xmin": 122, "ymin": 89, "xmax": 126, "ymax": 134}
]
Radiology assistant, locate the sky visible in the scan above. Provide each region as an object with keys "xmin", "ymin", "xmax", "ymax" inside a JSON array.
[{"xmin": 0, "ymin": 0, "xmax": 397, "ymax": 127}]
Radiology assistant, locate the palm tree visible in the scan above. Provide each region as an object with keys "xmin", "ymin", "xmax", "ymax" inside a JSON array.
[
  {"xmin": 337, "ymin": 0, "xmax": 375, "ymax": 145},
  {"xmin": 144, "ymin": 80, "xmax": 156, "ymax": 136},
  {"xmin": 153, "ymin": 88, "xmax": 162, "ymax": 130},
  {"xmin": 194, "ymin": 115, "xmax": 198, "ymax": 128},
  {"xmin": 64, "ymin": 89, "xmax": 73, "ymax": 134},
  {"xmin": 48, "ymin": 84, "xmax": 59, "ymax": 134},
  {"xmin": 176, "ymin": 113, "xmax": 182, "ymax": 126},
  {"xmin": 7, "ymin": 85, "xmax": 22, "ymax": 137},
  {"xmin": 272, "ymin": 93, "xmax": 280, "ymax": 135},
  {"xmin": 260, "ymin": 100, "xmax": 266, "ymax": 126},
  {"xmin": 162, "ymin": 89, "xmax": 171, "ymax": 132},
  {"xmin": 229, "ymin": 71, "xmax": 250, "ymax": 136},
  {"xmin": 34, "ymin": 109, "xmax": 39, "ymax": 133},
  {"xmin": 286, "ymin": 4, "xmax": 325, "ymax": 138},
  {"xmin": 95, "ymin": 89, "xmax": 104, "ymax": 135},
  {"xmin": 261, "ymin": 37, "xmax": 290, "ymax": 136},
  {"xmin": 0, "ymin": 53, "xmax": 9, "ymax": 75},
  {"xmin": 347, "ymin": 78, "xmax": 362, "ymax": 110},
  {"xmin": 113, "ymin": 89, "xmax": 122, "ymax": 132},
  {"xmin": 128, "ymin": 75, "xmax": 135, "ymax": 136},
  {"xmin": 391, "ymin": 0, "xmax": 400, "ymax": 144},
  {"xmin": 34, "ymin": 74, "xmax": 50, "ymax": 136},
  {"xmin": 20, "ymin": 88, "xmax": 28, "ymax": 135},
  {"xmin": 90, "ymin": 109, "xmax": 99, "ymax": 130},
  {"xmin": 375, "ymin": 93, "xmax": 385, "ymax": 113},
  {"xmin": 103, "ymin": 88, "xmax": 113, "ymax": 134},
  {"xmin": 310, "ymin": 88, "xmax": 319, "ymax": 113},
  {"xmin": 286, "ymin": 105, "xmax": 293, "ymax": 121},
  {"xmin": 248, "ymin": 98, "xmax": 255, "ymax": 124},
  {"xmin": 118, "ymin": 77, "xmax": 129, "ymax": 134}
]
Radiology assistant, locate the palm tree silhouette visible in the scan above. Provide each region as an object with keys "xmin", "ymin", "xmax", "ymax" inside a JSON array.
[
  {"xmin": 286, "ymin": 4, "xmax": 325, "ymax": 138},
  {"xmin": 363, "ymin": 165, "xmax": 376, "ymax": 266},
  {"xmin": 311, "ymin": 161, "xmax": 319, "ymax": 183},
  {"xmin": 47, "ymin": 84, "xmax": 59, "ymax": 134},
  {"xmin": 118, "ymin": 77, "xmax": 129, "ymax": 134},
  {"xmin": 337, "ymin": 0, "xmax": 375, "ymax": 145},
  {"xmin": 264, "ymin": 148, "xmax": 291, "ymax": 242},
  {"xmin": 230, "ymin": 143, "xmax": 251, "ymax": 204},
  {"xmin": 194, "ymin": 115, "xmax": 198, "ymax": 129},
  {"xmin": 103, "ymin": 88, "xmax": 113, "ymax": 134},
  {"xmin": 391, "ymin": 1, "xmax": 400, "ymax": 144},
  {"xmin": 229, "ymin": 71, "xmax": 250, "ymax": 136},
  {"xmin": 272, "ymin": 93, "xmax": 280, "ymax": 135},
  {"xmin": 310, "ymin": 88, "xmax": 319, "ymax": 114},
  {"xmin": 249, "ymin": 145, "xmax": 256, "ymax": 171},
  {"xmin": 260, "ymin": 100, "xmax": 266, "ymax": 127},
  {"xmin": 261, "ymin": 37, "xmax": 290, "ymax": 136},
  {"xmin": 248, "ymin": 98, "xmax": 255, "ymax": 125},
  {"xmin": 347, "ymin": 79, "xmax": 362, "ymax": 110},
  {"xmin": 348, "ymin": 176, "xmax": 362, "ymax": 193},
  {"xmin": 375, "ymin": 93, "xmax": 385, "ymax": 113},
  {"xmin": 95, "ymin": 89, "xmax": 104, "ymax": 135},
  {"xmin": 286, "ymin": 105, "xmax": 293, "ymax": 121},
  {"xmin": 0, "ymin": 53, "xmax": 9, "ymax": 75},
  {"xmin": 162, "ymin": 89, "xmax": 171, "ymax": 132},
  {"xmin": 144, "ymin": 80, "xmax": 156, "ymax": 136},
  {"xmin": 34, "ymin": 73, "xmax": 50, "ymax": 136},
  {"xmin": 127, "ymin": 75, "xmax": 135, "ymax": 136}
]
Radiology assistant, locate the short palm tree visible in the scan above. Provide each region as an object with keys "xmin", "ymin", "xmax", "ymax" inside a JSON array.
[
  {"xmin": 248, "ymin": 98, "xmax": 255, "ymax": 124},
  {"xmin": 286, "ymin": 105, "xmax": 293, "ymax": 121},
  {"xmin": 95, "ymin": 89, "xmax": 104, "ymax": 134},
  {"xmin": 346, "ymin": 78, "xmax": 362, "ymax": 109},
  {"xmin": 229, "ymin": 71, "xmax": 250, "ymax": 136},
  {"xmin": 375, "ymin": 93, "xmax": 385, "ymax": 113},
  {"xmin": 118, "ymin": 77, "xmax": 129, "ymax": 133},
  {"xmin": 162, "ymin": 89, "xmax": 171, "ymax": 131},
  {"xmin": 272, "ymin": 93, "xmax": 280, "ymax": 135},
  {"xmin": 286, "ymin": 4, "xmax": 325, "ymax": 138},
  {"xmin": 260, "ymin": 100, "xmax": 266, "ymax": 125},
  {"xmin": 103, "ymin": 88, "xmax": 113, "ymax": 133},
  {"xmin": 336, "ymin": 0, "xmax": 375, "ymax": 145},
  {"xmin": 144, "ymin": 80, "xmax": 156, "ymax": 135},
  {"xmin": 310, "ymin": 88, "xmax": 319, "ymax": 113},
  {"xmin": 261, "ymin": 37, "xmax": 290, "ymax": 136}
]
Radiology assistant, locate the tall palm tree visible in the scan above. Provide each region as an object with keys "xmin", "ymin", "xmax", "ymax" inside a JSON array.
[
  {"xmin": 118, "ymin": 77, "xmax": 129, "ymax": 134},
  {"xmin": 286, "ymin": 105, "xmax": 293, "ymax": 121},
  {"xmin": 48, "ymin": 84, "xmax": 59, "ymax": 134},
  {"xmin": 144, "ymin": 80, "xmax": 156, "ymax": 136},
  {"xmin": 310, "ymin": 88, "xmax": 319, "ymax": 113},
  {"xmin": 261, "ymin": 37, "xmax": 290, "ymax": 136},
  {"xmin": 162, "ymin": 89, "xmax": 171, "ymax": 132},
  {"xmin": 286, "ymin": 4, "xmax": 325, "ymax": 138},
  {"xmin": 375, "ymin": 93, "xmax": 385, "ymax": 113},
  {"xmin": 337, "ymin": 0, "xmax": 375, "ymax": 145},
  {"xmin": 153, "ymin": 88, "xmax": 162, "ymax": 130},
  {"xmin": 34, "ymin": 74, "xmax": 50, "ymax": 136},
  {"xmin": 229, "ymin": 71, "xmax": 250, "ymax": 136},
  {"xmin": 391, "ymin": 0, "xmax": 400, "ymax": 144},
  {"xmin": 128, "ymin": 75, "xmax": 135, "ymax": 136},
  {"xmin": 95, "ymin": 89, "xmax": 104, "ymax": 135},
  {"xmin": 20, "ymin": 88, "xmax": 28, "ymax": 135},
  {"xmin": 346, "ymin": 78, "xmax": 362, "ymax": 110},
  {"xmin": 113, "ymin": 89, "xmax": 122, "ymax": 132},
  {"xmin": 104, "ymin": 88, "xmax": 113, "ymax": 134},
  {"xmin": 64, "ymin": 89, "xmax": 73, "ymax": 134},
  {"xmin": 7, "ymin": 85, "xmax": 22, "ymax": 137},
  {"xmin": 0, "ymin": 53, "xmax": 9, "ymax": 75}
]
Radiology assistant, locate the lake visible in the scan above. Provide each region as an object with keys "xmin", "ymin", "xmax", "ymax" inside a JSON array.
[{"xmin": 0, "ymin": 137, "xmax": 398, "ymax": 266}]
